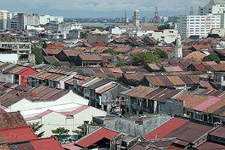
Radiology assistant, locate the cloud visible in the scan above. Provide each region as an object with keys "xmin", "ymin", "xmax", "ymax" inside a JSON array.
[{"xmin": 0, "ymin": 0, "xmax": 210, "ymax": 17}]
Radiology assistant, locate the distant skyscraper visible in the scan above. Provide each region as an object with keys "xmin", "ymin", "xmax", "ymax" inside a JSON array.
[
  {"xmin": 190, "ymin": 7, "xmax": 194, "ymax": 15},
  {"xmin": 27, "ymin": 14, "xmax": 40, "ymax": 26},
  {"xmin": 17, "ymin": 13, "xmax": 28, "ymax": 30},
  {"xmin": 0, "ymin": 10, "xmax": 10, "ymax": 29},
  {"xmin": 142, "ymin": 16, "xmax": 150, "ymax": 24},
  {"xmin": 154, "ymin": 7, "xmax": 160, "ymax": 25},
  {"xmin": 175, "ymin": 34, "xmax": 183, "ymax": 59},
  {"xmin": 134, "ymin": 10, "xmax": 140, "ymax": 27}
]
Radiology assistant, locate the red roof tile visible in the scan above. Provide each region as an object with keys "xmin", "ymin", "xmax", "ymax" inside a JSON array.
[
  {"xmin": 60, "ymin": 105, "xmax": 89, "ymax": 116},
  {"xmin": 144, "ymin": 118, "xmax": 188, "ymax": 140},
  {"xmin": 0, "ymin": 126, "xmax": 37, "ymax": 143},
  {"xmin": 30, "ymin": 137, "xmax": 64, "ymax": 150},
  {"xmin": 75, "ymin": 127, "xmax": 119, "ymax": 148}
]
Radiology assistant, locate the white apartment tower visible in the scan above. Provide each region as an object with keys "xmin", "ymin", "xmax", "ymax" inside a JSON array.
[
  {"xmin": 134, "ymin": 10, "xmax": 140, "ymax": 27},
  {"xmin": 0, "ymin": 10, "xmax": 10, "ymax": 29},
  {"xmin": 175, "ymin": 34, "xmax": 183, "ymax": 58},
  {"xmin": 178, "ymin": 14, "xmax": 221, "ymax": 38},
  {"xmin": 199, "ymin": 0, "xmax": 225, "ymax": 15},
  {"xmin": 27, "ymin": 14, "xmax": 40, "ymax": 26}
]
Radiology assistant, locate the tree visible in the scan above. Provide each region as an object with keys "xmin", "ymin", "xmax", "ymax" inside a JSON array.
[
  {"xmin": 132, "ymin": 52, "xmax": 159, "ymax": 66},
  {"xmin": 39, "ymin": 39, "xmax": 47, "ymax": 48},
  {"xmin": 52, "ymin": 127, "xmax": 70, "ymax": 139},
  {"xmin": 73, "ymin": 125, "xmax": 85, "ymax": 138},
  {"xmin": 103, "ymin": 49, "xmax": 118, "ymax": 55},
  {"xmin": 202, "ymin": 54, "xmax": 220, "ymax": 64},
  {"xmin": 208, "ymin": 34, "xmax": 220, "ymax": 38},
  {"xmin": 51, "ymin": 61, "xmax": 61, "ymax": 67},
  {"xmin": 31, "ymin": 46, "xmax": 44, "ymax": 65},
  {"xmin": 30, "ymin": 122, "xmax": 45, "ymax": 137},
  {"xmin": 154, "ymin": 50, "xmax": 168, "ymax": 58},
  {"xmin": 116, "ymin": 62, "xmax": 126, "ymax": 67},
  {"xmin": 158, "ymin": 24, "xmax": 171, "ymax": 30}
]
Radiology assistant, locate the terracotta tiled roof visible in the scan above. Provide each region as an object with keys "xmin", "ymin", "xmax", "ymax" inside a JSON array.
[
  {"xmin": 125, "ymin": 86, "xmax": 157, "ymax": 98},
  {"xmin": 44, "ymin": 48, "xmax": 62, "ymax": 55},
  {"xmin": 79, "ymin": 55, "xmax": 103, "ymax": 61},
  {"xmin": 63, "ymin": 50, "xmax": 84, "ymax": 57},
  {"xmin": 114, "ymin": 47, "xmax": 131, "ymax": 53},
  {"xmin": 96, "ymin": 83, "xmax": 117, "ymax": 94},
  {"xmin": 167, "ymin": 76, "xmax": 185, "ymax": 86},
  {"xmin": 176, "ymin": 94, "xmax": 210, "ymax": 109},
  {"xmin": 184, "ymin": 52, "xmax": 206, "ymax": 61},
  {"xmin": 0, "ymin": 112, "xmax": 27, "ymax": 130}
]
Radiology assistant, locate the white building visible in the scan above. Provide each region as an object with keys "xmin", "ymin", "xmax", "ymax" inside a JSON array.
[
  {"xmin": 175, "ymin": 34, "xmax": 183, "ymax": 58},
  {"xmin": 58, "ymin": 23, "xmax": 83, "ymax": 39},
  {"xmin": 178, "ymin": 14, "xmax": 221, "ymax": 38},
  {"xmin": 27, "ymin": 14, "xmax": 40, "ymax": 26},
  {"xmin": 0, "ymin": 54, "xmax": 18, "ymax": 63},
  {"xmin": 0, "ymin": 10, "xmax": 10, "ymax": 29},
  {"xmin": 27, "ymin": 25, "xmax": 45, "ymax": 32},
  {"xmin": 199, "ymin": 0, "xmax": 225, "ymax": 15},
  {"xmin": 134, "ymin": 10, "xmax": 140, "ymax": 27},
  {"xmin": 40, "ymin": 15, "xmax": 64, "ymax": 25},
  {"xmin": 5, "ymin": 90, "xmax": 89, "ymax": 112},
  {"xmin": 21, "ymin": 103, "xmax": 107, "ymax": 137},
  {"xmin": 151, "ymin": 29, "xmax": 178, "ymax": 43}
]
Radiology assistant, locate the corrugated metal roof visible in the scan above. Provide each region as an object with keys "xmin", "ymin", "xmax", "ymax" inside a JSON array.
[
  {"xmin": 144, "ymin": 118, "xmax": 188, "ymax": 140},
  {"xmin": 75, "ymin": 127, "xmax": 119, "ymax": 148}
]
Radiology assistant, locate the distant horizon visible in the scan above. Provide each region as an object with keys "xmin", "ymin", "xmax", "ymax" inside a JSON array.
[{"xmin": 0, "ymin": 0, "xmax": 210, "ymax": 18}]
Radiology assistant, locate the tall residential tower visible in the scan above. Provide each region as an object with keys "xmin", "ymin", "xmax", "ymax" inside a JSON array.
[{"xmin": 134, "ymin": 10, "xmax": 140, "ymax": 27}]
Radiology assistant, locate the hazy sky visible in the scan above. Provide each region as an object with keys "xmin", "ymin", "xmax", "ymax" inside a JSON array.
[{"xmin": 0, "ymin": 0, "xmax": 210, "ymax": 18}]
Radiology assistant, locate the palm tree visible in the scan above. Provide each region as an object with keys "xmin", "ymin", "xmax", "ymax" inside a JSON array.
[{"xmin": 30, "ymin": 122, "xmax": 45, "ymax": 137}]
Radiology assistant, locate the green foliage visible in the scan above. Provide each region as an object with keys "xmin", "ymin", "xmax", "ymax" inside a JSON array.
[
  {"xmin": 208, "ymin": 34, "xmax": 220, "ymax": 38},
  {"xmin": 202, "ymin": 54, "xmax": 220, "ymax": 64},
  {"xmin": 51, "ymin": 61, "xmax": 61, "ymax": 67},
  {"xmin": 83, "ymin": 32, "xmax": 88, "ymax": 39},
  {"xmin": 39, "ymin": 39, "xmax": 47, "ymax": 48},
  {"xmin": 31, "ymin": 46, "xmax": 44, "ymax": 65},
  {"xmin": 132, "ymin": 52, "xmax": 159, "ymax": 66},
  {"xmin": 52, "ymin": 127, "xmax": 70, "ymax": 139},
  {"xmin": 73, "ymin": 125, "xmax": 85, "ymax": 138},
  {"xmin": 30, "ymin": 122, "xmax": 45, "ymax": 137},
  {"xmin": 116, "ymin": 62, "xmax": 126, "ymax": 67},
  {"xmin": 154, "ymin": 50, "xmax": 168, "ymax": 58},
  {"xmin": 158, "ymin": 24, "xmax": 171, "ymax": 30},
  {"xmin": 103, "ymin": 49, "xmax": 118, "ymax": 55}
]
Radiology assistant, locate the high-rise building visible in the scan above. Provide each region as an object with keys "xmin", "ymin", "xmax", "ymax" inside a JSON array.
[
  {"xmin": 134, "ymin": 10, "xmax": 140, "ymax": 27},
  {"xmin": 27, "ymin": 14, "xmax": 40, "ymax": 26},
  {"xmin": 0, "ymin": 10, "xmax": 10, "ymax": 29},
  {"xmin": 17, "ymin": 13, "xmax": 28, "ymax": 30},
  {"xmin": 175, "ymin": 34, "xmax": 183, "ymax": 58},
  {"xmin": 177, "ymin": 14, "xmax": 221, "ymax": 38},
  {"xmin": 39, "ymin": 15, "xmax": 64, "ymax": 25},
  {"xmin": 199, "ymin": 0, "xmax": 225, "ymax": 15},
  {"xmin": 153, "ymin": 7, "xmax": 160, "ymax": 25},
  {"xmin": 142, "ymin": 16, "xmax": 150, "ymax": 23}
]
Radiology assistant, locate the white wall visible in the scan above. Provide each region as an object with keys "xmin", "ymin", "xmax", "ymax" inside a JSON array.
[
  {"xmin": 40, "ymin": 15, "xmax": 64, "ymax": 25},
  {"xmin": 26, "ymin": 107, "xmax": 107, "ymax": 137},
  {"xmin": 178, "ymin": 14, "xmax": 221, "ymax": 38},
  {"xmin": 151, "ymin": 29, "xmax": 178, "ymax": 43},
  {"xmin": 6, "ymin": 91, "xmax": 89, "ymax": 112},
  {"xmin": 0, "ymin": 54, "xmax": 18, "ymax": 63}
]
